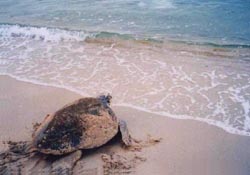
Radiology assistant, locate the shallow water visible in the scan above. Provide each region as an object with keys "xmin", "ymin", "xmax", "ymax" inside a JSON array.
[
  {"xmin": 0, "ymin": 0, "xmax": 250, "ymax": 45},
  {"xmin": 0, "ymin": 0, "xmax": 250, "ymax": 136}
]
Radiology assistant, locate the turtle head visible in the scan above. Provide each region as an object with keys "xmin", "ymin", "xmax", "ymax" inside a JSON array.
[{"xmin": 98, "ymin": 94, "xmax": 112, "ymax": 106}]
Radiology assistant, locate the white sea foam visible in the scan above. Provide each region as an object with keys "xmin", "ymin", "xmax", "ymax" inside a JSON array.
[
  {"xmin": 0, "ymin": 24, "xmax": 90, "ymax": 42},
  {"xmin": 0, "ymin": 25, "xmax": 250, "ymax": 136}
]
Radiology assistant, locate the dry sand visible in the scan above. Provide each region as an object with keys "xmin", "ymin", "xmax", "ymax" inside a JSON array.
[{"xmin": 0, "ymin": 75, "xmax": 250, "ymax": 175}]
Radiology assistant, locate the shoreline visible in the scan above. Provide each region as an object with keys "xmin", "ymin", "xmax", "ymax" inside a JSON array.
[
  {"xmin": 2, "ymin": 73, "xmax": 250, "ymax": 137},
  {"xmin": 0, "ymin": 75, "xmax": 250, "ymax": 175},
  {"xmin": 1, "ymin": 22, "xmax": 250, "ymax": 138}
]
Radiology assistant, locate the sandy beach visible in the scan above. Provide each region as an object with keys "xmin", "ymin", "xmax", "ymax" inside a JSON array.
[
  {"xmin": 1, "ymin": 1, "xmax": 250, "ymax": 174},
  {"xmin": 0, "ymin": 75, "xmax": 250, "ymax": 175}
]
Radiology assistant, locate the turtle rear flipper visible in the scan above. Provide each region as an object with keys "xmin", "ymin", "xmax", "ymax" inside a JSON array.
[{"xmin": 119, "ymin": 120, "xmax": 132, "ymax": 146}]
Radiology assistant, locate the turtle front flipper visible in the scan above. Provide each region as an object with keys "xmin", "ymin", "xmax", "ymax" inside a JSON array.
[
  {"xmin": 51, "ymin": 150, "xmax": 82, "ymax": 175},
  {"xmin": 118, "ymin": 120, "xmax": 132, "ymax": 146}
]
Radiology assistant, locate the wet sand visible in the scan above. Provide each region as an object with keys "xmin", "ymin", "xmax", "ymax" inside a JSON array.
[{"xmin": 0, "ymin": 75, "xmax": 250, "ymax": 175}]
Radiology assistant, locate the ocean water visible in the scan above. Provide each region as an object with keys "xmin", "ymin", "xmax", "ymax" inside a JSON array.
[{"xmin": 0, "ymin": 0, "xmax": 250, "ymax": 136}]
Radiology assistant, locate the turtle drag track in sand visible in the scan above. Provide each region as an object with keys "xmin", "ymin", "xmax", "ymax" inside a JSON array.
[{"xmin": 0, "ymin": 136, "xmax": 160, "ymax": 175}]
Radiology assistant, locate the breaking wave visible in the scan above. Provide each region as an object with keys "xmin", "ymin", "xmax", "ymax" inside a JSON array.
[{"xmin": 0, "ymin": 24, "xmax": 91, "ymax": 42}]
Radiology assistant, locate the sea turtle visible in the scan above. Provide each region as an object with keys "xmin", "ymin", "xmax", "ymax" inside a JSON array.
[{"xmin": 32, "ymin": 94, "xmax": 132, "ymax": 155}]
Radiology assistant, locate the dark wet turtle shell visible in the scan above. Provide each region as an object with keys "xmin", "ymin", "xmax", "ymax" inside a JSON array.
[{"xmin": 32, "ymin": 95, "xmax": 132, "ymax": 155}]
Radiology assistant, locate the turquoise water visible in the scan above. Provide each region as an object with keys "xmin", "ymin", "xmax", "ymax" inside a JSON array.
[
  {"xmin": 0, "ymin": 0, "xmax": 249, "ymax": 45},
  {"xmin": 0, "ymin": 0, "xmax": 250, "ymax": 136}
]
